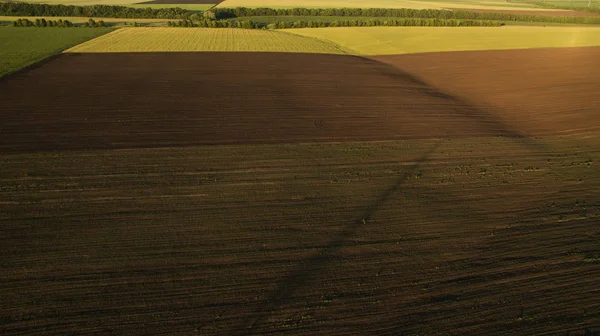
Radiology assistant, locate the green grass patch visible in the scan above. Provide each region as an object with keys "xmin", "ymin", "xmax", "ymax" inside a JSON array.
[{"xmin": 0, "ymin": 26, "xmax": 112, "ymax": 77}]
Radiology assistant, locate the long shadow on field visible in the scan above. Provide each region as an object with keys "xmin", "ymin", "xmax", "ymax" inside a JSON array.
[
  {"xmin": 238, "ymin": 141, "xmax": 443, "ymax": 335},
  {"xmin": 358, "ymin": 56, "xmax": 549, "ymax": 152}
]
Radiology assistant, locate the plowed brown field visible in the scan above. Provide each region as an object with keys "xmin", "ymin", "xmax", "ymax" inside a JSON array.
[
  {"xmin": 375, "ymin": 46, "xmax": 600, "ymax": 138},
  {"xmin": 0, "ymin": 52, "xmax": 509, "ymax": 154},
  {"xmin": 1, "ymin": 50, "xmax": 599, "ymax": 336}
]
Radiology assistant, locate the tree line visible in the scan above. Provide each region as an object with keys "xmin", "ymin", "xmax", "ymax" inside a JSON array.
[
  {"xmin": 211, "ymin": 6, "xmax": 600, "ymax": 24},
  {"xmin": 12, "ymin": 18, "xmax": 74, "ymax": 27},
  {"xmin": 0, "ymin": 1, "xmax": 188, "ymax": 19},
  {"xmin": 11, "ymin": 17, "xmax": 110, "ymax": 27},
  {"xmin": 168, "ymin": 18, "xmax": 502, "ymax": 28}
]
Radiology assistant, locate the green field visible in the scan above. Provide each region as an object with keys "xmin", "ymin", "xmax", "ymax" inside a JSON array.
[
  {"xmin": 0, "ymin": 26, "xmax": 112, "ymax": 77},
  {"xmin": 286, "ymin": 26, "xmax": 600, "ymax": 55},
  {"xmin": 216, "ymin": 0, "xmax": 555, "ymax": 10},
  {"xmin": 65, "ymin": 27, "xmax": 350, "ymax": 53}
]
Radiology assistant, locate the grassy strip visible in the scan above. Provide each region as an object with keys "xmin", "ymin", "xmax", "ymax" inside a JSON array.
[{"xmin": 0, "ymin": 26, "xmax": 112, "ymax": 77}]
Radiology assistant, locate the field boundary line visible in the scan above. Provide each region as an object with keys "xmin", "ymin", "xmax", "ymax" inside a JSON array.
[
  {"xmin": 276, "ymin": 28, "xmax": 358, "ymax": 55},
  {"xmin": 63, "ymin": 28, "xmax": 124, "ymax": 53}
]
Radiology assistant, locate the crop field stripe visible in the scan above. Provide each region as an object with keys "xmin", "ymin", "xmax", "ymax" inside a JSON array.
[
  {"xmin": 285, "ymin": 26, "xmax": 600, "ymax": 55},
  {"xmin": 64, "ymin": 28, "xmax": 349, "ymax": 54},
  {"xmin": 61, "ymin": 26, "xmax": 600, "ymax": 56}
]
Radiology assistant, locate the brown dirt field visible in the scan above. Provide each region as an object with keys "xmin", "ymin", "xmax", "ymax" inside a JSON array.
[
  {"xmin": 446, "ymin": 7, "xmax": 600, "ymax": 16},
  {"xmin": 1, "ymin": 50, "xmax": 599, "ymax": 336},
  {"xmin": 374, "ymin": 46, "xmax": 600, "ymax": 138},
  {"xmin": 138, "ymin": 0, "xmax": 221, "ymax": 4},
  {"xmin": 1, "ymin": 138, "xmax": 599, "ymax": 336},
  {"xmin": 0, "ymin": 52, "xmax": 513, "ymax": 154}
]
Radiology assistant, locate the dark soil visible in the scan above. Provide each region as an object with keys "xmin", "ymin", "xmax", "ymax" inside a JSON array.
[{"xmin": 0, "ymin": 52, "xmax": 509, "ymax": 154}]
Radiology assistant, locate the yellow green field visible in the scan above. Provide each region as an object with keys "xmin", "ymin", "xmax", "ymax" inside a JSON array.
[
  {"xmin": 216, "ymin": 0, "xmax": 556, "ymax": 10},
  {"xmin": 286, "ymin": 26, "xmax": 600, "ymax": 55},
  {"xmin": 65, "ymin": 28, "xmax": 349, "ymax": 53},
  {"xmin": 64, "ymin": 26, "xmax": 600, "ymax": 56}
]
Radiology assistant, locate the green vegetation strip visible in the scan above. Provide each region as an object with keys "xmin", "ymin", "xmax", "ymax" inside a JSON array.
[
  {"xmin": 65, "ymin": 27, "xmax": 349, "ymax": 53},
  {"xmin": 0, "ymin": 2, "xmax": 189, "ymax": 19},
  {"xmin": 215, "ymin": 0, "xmax": 545, "ymax": 10},
  {"xmin": 0, "ymin": 26, "xmax": 112, "ymax": 77},
  {"xmin": 170, "ymin": 17, "xmax": 501, "ymax": 28},
  {"xmin": 286, "ymin": 26, "xmax": 600, "ymax": 55},
  {"xmin": 213, "ymin": 7, "xmax": 600, "ymax": 25}
]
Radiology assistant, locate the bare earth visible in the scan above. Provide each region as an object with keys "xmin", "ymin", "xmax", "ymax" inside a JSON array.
[
  {"xmin": 1, "ymin": 49, "xmax": 599, "ymax": 335},
  {"xmin": 0, "ymin": 52, "xmax": 507, "ymax": 153},
  {"xmin": 374, "ymin": 46, "xmax": 600, "ymax": 137}
]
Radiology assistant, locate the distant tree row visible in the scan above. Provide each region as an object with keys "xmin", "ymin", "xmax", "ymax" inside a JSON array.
[
  {"xmin": 268, "ymin": 18, "xmax": 502, "ymax": 28},
  {"xmin": 168, "ymin": 18, "xmax": 502, "ymax": 28},
  {"xmin": 168, "ymin": 19, "xmax": 256, "ymax": 28},
  {"xmin": 83, "ymin": 18, "xmax": 107, "ymax": 27},
  {"xmin": 12, "ymin": 17, "xmax": 74, "ymax": 27},
  {"xmin": 0, "ymin": 2, "xmax": 189, "ymax": 19},
  {"xmin": 211, "ymin": 6, "xmax": 600, "ymax": 24}
]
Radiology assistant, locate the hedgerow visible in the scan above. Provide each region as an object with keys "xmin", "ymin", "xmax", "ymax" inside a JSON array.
[
  {"xmin": 168, "ymin": 18, "xmax": 502, "ymax": 28},
  {"xmin": 0, "ymin": 1, "xmax": 188, "ymax": 19},
  {"xmin": 212, "ymin": 7, "xmax": 600, "ymax": 24},
  {"xmin": 13, "ymin": 18, "xmax": 74, "ymax": 27}
]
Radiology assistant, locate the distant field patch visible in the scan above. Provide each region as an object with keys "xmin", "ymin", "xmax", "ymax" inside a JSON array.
[
  {"xmin": 0, "ymin": 26, "xmax": 111, "ymax": 77},
  {"xmin": 216, "ymin": 0, "xmax": 552, "ymax": 10},
  {"xmin": 18, "ymin": 0, "xmax": 213, "ymax": 10},
  {"xmin": 285, "ymin": 26, "xmax": 600, "ymax": 55},
  {"xmin": 65, "ymin": 27, "xmax": 349, "ymax": 53}
]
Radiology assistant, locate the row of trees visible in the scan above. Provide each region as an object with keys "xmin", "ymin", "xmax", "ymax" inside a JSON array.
[
  {"xmin": 83, "ymin": 18, "xmax": 108, "ymax": 27},
  {"xmin": 269, "ymin": 18, "xmax": 502, "ymax": 28},
  {"xmin": 168, "ymin": 19, "xmax": 256, "ymax": 28},
  {"xmin": 211, "ymin": 6, "xmax": 600, "ymax": 24},
  {"xmin": 12, "ymin": 18, "xmax": 74, "ymax": 27},
  {"xmin": 11, "ymin": 17, "xmax": 110, "ymax": 27},
  {"xmin": 168, "ymin": 18, "xmax": 502, "ymax": 29},
  {"xmin": 0, "ymin": 2, "xmax": 188, "ymax": 19}
]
